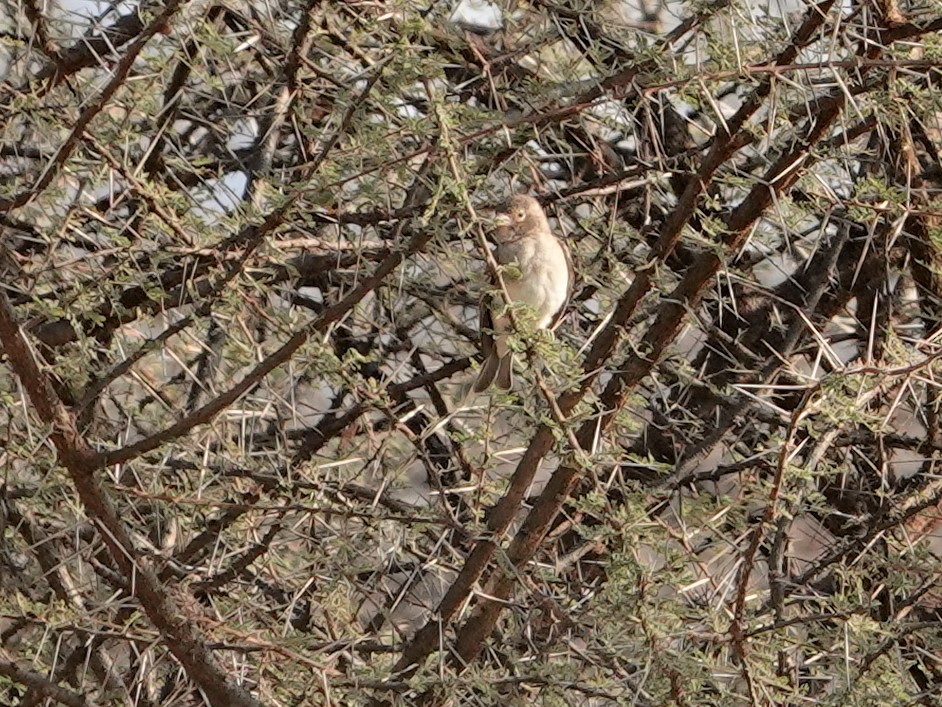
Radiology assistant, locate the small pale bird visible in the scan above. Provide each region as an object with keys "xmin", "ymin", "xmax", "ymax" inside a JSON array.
[{"xmin": 473, "ymin": 195, "xmax": 573, "ymax": 392}]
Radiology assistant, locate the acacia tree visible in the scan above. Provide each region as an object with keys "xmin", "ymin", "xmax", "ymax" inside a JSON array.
[{"xmin": 3, "ymin": 0, "xmax": 942, "ymax": 704}]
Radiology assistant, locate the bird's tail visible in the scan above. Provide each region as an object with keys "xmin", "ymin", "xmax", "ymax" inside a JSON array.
[
  {"xmin": 495, "ymin": 354, "xmax": 513, "ymax": 391},
  {"xmin": 473, "ymin": 352, "xmax": 514, "ymax": 392}
]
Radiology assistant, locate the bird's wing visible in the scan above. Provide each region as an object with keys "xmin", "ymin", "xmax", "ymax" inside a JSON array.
[
  {"xmin": 549, "ymin": 236, "xmax": 574, "ymax": 330},
  {"xmin": 479, "ymin": 287, "xmax": 496, "ymax": 356}
]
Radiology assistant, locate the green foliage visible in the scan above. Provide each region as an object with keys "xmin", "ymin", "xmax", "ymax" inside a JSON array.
[{"xmin": 2, "ymin": 0, "xmax": 942, "ymax": 704}]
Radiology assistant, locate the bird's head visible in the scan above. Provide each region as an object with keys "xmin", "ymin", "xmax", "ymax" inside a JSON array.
[{"xmin": 490, "ymin": 195, "xmax": 547, "ymax": 242}]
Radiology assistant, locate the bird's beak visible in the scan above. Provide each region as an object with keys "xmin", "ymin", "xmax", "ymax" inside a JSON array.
[{"xmin": 492, "ymin": 213, "xmax": 512, "ymax": 227}]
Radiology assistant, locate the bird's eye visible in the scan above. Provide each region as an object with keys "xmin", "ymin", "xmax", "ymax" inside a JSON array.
[{"xmin": 515, "ymin": 210, "xmax": 525, "ymax": 220}]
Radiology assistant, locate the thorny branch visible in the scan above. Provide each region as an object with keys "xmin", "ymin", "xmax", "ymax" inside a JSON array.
[{"xmin": 5, "ymin": 0, "xmax": 942, "ymax": 704}]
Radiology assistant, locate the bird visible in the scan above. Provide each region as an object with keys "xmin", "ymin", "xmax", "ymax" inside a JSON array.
[{"xmin": 473, "ymin": 194, "xmax": 573, "ymax": 392}]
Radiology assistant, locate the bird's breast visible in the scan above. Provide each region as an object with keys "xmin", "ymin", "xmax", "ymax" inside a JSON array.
[{"xmin": 497, "ymin": 240, "xmax": 569, "ymax": 329}]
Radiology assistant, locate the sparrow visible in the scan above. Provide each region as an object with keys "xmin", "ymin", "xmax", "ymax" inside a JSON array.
[{"xmin": 473, "ymin": 195, "xmax": 573, "ymax": 392}]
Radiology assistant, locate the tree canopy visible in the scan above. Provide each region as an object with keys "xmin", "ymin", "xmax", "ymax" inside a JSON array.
[{"xmin": 3, "ymin": 0, "xmax": 942, "ymax": 704}]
